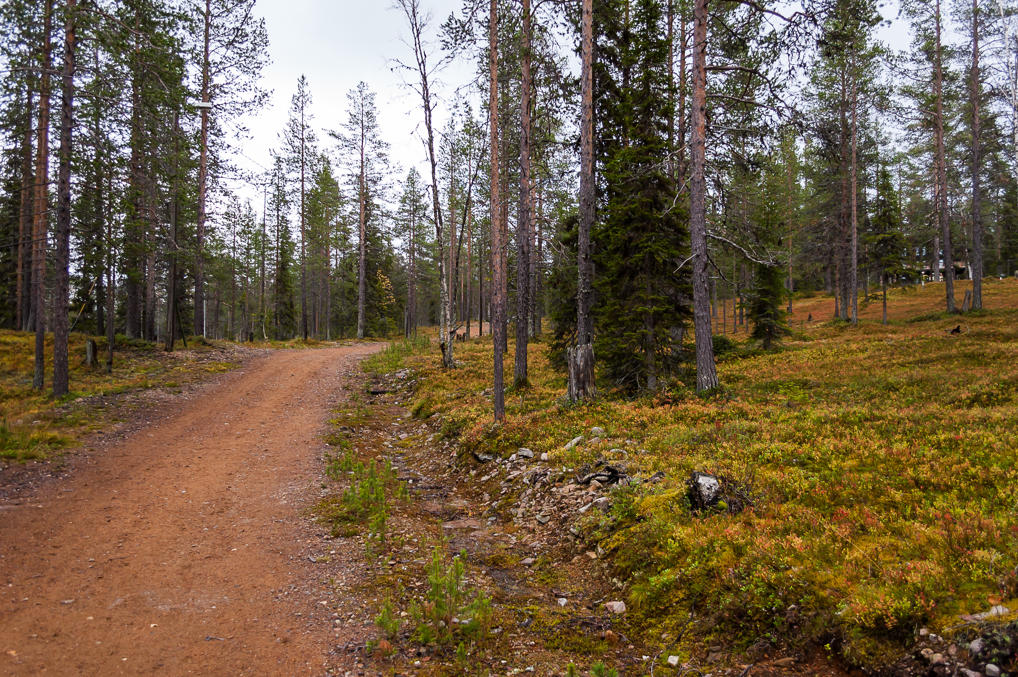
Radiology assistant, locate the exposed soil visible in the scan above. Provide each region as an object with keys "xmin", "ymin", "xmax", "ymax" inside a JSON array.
[{"xmin": 0, "ymin": 344, "xmax": 381, "ymax": 676}]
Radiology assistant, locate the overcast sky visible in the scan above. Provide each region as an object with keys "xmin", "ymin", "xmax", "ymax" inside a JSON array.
[
  {"xmin": 227, "ymin": 0, "xmax": 474, "ymax": 204},
  {"xmin": 224, "ymin": 0, "xmax": 915, "ymax": 208}
]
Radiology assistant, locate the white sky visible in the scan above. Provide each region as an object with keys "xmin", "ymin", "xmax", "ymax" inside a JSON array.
[
  {"xmin": 227, "ymin": 0, "xmax": 474, "ymax": 204},
  {"xmin": 222, "ymin": 0, "xmax": 923, "ymax": 210}
]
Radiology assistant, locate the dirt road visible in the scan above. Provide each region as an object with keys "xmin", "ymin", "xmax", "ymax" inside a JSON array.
[{"xmin": 0, "ymin": 344, "xmax": 380, "ymax": 676}]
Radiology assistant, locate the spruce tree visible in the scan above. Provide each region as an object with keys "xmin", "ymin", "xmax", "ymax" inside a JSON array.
[{"xmin": 593, "ymin": 0, "xmax": 691, "ymax": 393}]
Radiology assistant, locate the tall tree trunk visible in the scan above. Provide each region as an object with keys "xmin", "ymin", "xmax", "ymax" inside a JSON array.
[
  {"xmin": 259, "ymin": 183, "xmax": 267, "ymax": 339},
  {"xmin": 515, "ymin": 0, "xmax": 533, "ymax": 387},
  {"xmin": 850, "ymin": 61, "xmax": 859, "ymax": 325},
  {"xmin": 398, "ymin": 0, "xmax": 448, "ymax": 363},
  {"xmin": 677, "ymin": 0, "xmax": 689, "ymax": 186},
  {"xmin": 970, "ymin": 0, "xmax": 984, "ymax": 310},
  {"xmin": 934, "ymin": 0, "xmax": 955, "ymax": 312},
  {"xmin": 490, "ymin": 0, "xmax": 506, "ymax": 421},
  {"xmin": 53, "ymin": 0, "xmax": 76, "ymax": 397},
  {"xmin": 301, "ymin": 103, "xmax": 309, "ymax": 340},
  {"xmin": 570, "ymin": 0, "xmax": 596, "ymax": 402},
  {"xmin": 531, "ymin": 183, "xmax": 541, "ymax": 338},
  {"xmin": 18, "ymin": 86, "xmax": 34, "ymax": 332},
  {"xmin": 445, "ymin": 138, "xmax": 457, "ymax": 355},
  {"xmin": 356, "ymin": 121, "xmax": 367, "ymax": 340},
  {"xmin": 33, "ymin": 0, "xmax": 53, "ymax": 391},
  {"xmin": 689, "ymin": 0, "xmax": 717, "ymax": 392},
  {"xmin": 465, "ymin": 200, "xmax": 473, "ymax": 339},
  {"xmin": 194, "ymin": 0, "xmax": 212, "ymax": 336},
  {"xmin": 166, "ymin": 114, "xmax": 180, "ymax": 351}
]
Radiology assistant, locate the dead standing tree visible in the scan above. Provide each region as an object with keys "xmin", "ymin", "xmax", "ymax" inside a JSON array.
[{"xmin": 395, "ymin": 0, "xmax": 455, "ymax": 368}]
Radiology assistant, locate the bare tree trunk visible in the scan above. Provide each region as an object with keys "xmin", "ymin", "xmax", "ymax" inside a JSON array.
[
  {"xmin": 259, "ymin": 183, "xmax": 267, "ymax": 339},
  {"xmin": 195, "ymin": 0, "xmax": 212, "ymax": 336},
  {"xmin": 786, "ymin": 134, "xmax": 794, "ymax": 315},
  {"xmin": 677, "ymin": 0, "xmax": 688, "ymax": 186},
  {"xmin": 53, "ymin": 0, "xmax": 76, "ymax": 397},
  {"xmin": 971, "ymin": 0, "xmax": 984, "ymax": 310},
  {"xmin": 531, "ymin": 185, "xmax": 541, "ymax": 338},
  {"xmin": 445, "ymin": 138, "xmax": 457, "ymax": 357},
  {"xmin": 850, "ymin": 60, "xmax": 859, "ymax": 325},
  {"xmin": 569, "ymin": 0, "xmax": 596, "ymax": 402},
  {"xmin": 515, "ymin": 0, "xmax": 533, "ymax": 387},
  {"xmin": 166, "ymin": 114, "xmax": 180, "ymax": 351},
  {"xmin": 356, "ymin": 119, "xmax": 367, "ymax": 339},
  {"xmin": 33, "ymin": 0, "xmax": 52, "ymax": 391},
  {"xmin": 465, "ymin": 199, "xmax": 473, "ymax": 339},
  {"xmin": 398, "ymin": 0, "xmax": 449, "ymax": 363},
  {"xmin": 301, "ymin": 101, "xmax": 310, "ymax": 340},
  {"xmin": 689, "ymin": 0, "xmax": 718, "ymax": 392},
  {"xmin": 935, "ymin": 0, "xmax": 955, "ymax": 312},
  {"xmin": 490, "ymin": 0, "xmax": 507, "ymax": 421},
  {"xmin": 18, "ymin": 86, "xmax": 34, "ymax": 332}
]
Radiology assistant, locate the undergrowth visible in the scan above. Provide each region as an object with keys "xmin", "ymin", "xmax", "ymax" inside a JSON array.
[{"xmin": 390, "ymin": 278, "xmax": 1018, "ymax": 671}]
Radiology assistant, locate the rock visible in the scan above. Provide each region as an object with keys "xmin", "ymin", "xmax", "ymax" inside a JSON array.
[
  {"xmin": 589, "ymin": 437, "xmax": 602, "ymax": 446},
  {"xmin": 920, "ymin": 648, "xmax": 935, "ymax": 663},
  {"xmin": 585, "ymin": 551, "xmax": 598, "ymax": 559},
  {"xmin": 604, "ymin": 601, "xmax": 626, "ymax": 614},
  {"xmin": 592, "ymin": 497, "xmax": 610, "ymax": 511},
  {"xmin": 472, "ymin": 452, "xmax": 494, "ymax": 463},
  {"xmin": 919, "ymin": 628, "xmax": 930, "ymax": 638},
  {"xmin": 521, "ymin": 557, "xmax": 536, "ymax": 566},
  {"xmin": 960, "ymin": 670, "xmax": 982, "ymax": 677},
  {"xmin": 535, "ymin": 514, "xmax": 551, "ymax": 525},
  {"xmin": 540, "ymin": 452, "xmax": 549, "ymax": 461},
  {"xmin": 968, "ymin": 638, "xmax": 984, "ymax": 655},
  {"xmin": 985, "ymin": 664, "xmax": 1001, "ymax": 677},
  {"xmin": 688, "ymin": 471, "xmax": 722, "ymax": 510},
  {"xmin": 508, "ymin": 454, "xmax": 518, "ymax": 463},
  {"xmin": 517, "ymin": 448, "xmax": 535, "ymax": 459},
  {"xmin": 564, "ymin": 436, "xmax": 584, "ymax": 450},
  {"xmin": 930, "ymin": 653, "xmax": 946, "ymax": 665},
  {"xmin": 556, "ymin": 598, "xmax": 568, "ymax": 607},
  {"xmin": 591, "ymin": 426, "xmax": 606, "ymax": 438},
  {"xmin": 667, "ymin": 656, "xmax": 680, "ymax": 667}
]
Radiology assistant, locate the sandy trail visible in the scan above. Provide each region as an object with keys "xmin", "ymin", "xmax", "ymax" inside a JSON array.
[{"xmin": 0, "ymin": 344, "xmax": 380, "ymax": 676}]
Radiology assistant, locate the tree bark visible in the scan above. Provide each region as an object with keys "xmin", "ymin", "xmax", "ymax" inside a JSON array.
[
  {"xmin": 490, "ymin": 0, "xmax": 506, "ymax": 421},
  {"xmin": 195, "ymin": 0, "xmax": 212, "ymax": 336},
  {"xmin": 934, "ymin": 0, "xmax": 955, "ymax": 312},
  {"xmin": 33, "ymin": 0, "xmax": 53, "ymax": 391},
  {"xmin": 18, "ymin": 85, "xmax": 34, "ymax": 332},
  {"xmin": 850, "ymin": 59, "xmax": 859, "ymax": 325},
  {"xmin": 570, "ymin": 0, "xmax": 596, "ymax": 402},
  {"xmin": 689, "ymin": 0, "xmax": 718, "ymax": 392},
  {"xmin": 356, "ymin": 110, "xmax": 367, "ymax": 340},
  {"xmin": 515, "ymin": 0, "xmax": 533, "ymax": 387},
  {"xmin": 53, "ymin": 0, "xmax": 76, "ymax": 397},
  {"xmin": 970, "ymin": 0, "xmax": 983, "ymax": 310}
]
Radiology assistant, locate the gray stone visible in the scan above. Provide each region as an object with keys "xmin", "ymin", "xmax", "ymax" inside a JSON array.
[
  {"xmin": 540, "ymin": 452, "xmax": 549, "ymax": 462},
  {"xmin": 689, "ymin": 472, "xmax": 721, "ymax": 509},
  {"xmin": 536, "ymin": 514, "xmax": 551, "ymax": 525},
  {"xmin": 985, "ymin": 664, "xmax": 1001, "ymax": 677},
  {"xmin": 518, "ymin": 448, "xmax": 535, "ymax": 459},
  {"xmin": 604, "ymin": 601, "xmax": 626, "ymax": 614},
  {"xmin": 666, "ymin": 656, "xmax": 680, "ymax": 667},
  {"xmin": 961, "ymin": 670, "xmax": 982, "ymax": 677},
  {"xmin": 556, "ymin": 597, "xmax": 568, "ymax": 607},
  {"xmin": 564, "ymin": 436, "xmax": 584, "ymax": 450},
  {"xmin": 521, "ymin": 557, "xmax": 536, "ymax": 566},
  {"xmin": 969, "ymin": 638, "xmax": 984, "ymax": 655},
  {"xmin": 591, "ymin": 426, "xmax": 606, "ymax": 438}
]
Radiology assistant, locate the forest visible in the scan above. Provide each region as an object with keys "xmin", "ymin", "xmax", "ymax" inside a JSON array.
[
  {"xmin": 2, "ymin": 0, "xmax": 1018, "ymax": 674},
  {"xmin": 1, "ymin": 0, "xmax": 1016, "ymax": 404}
]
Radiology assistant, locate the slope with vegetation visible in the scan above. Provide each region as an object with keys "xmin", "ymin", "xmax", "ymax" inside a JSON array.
[{"xmin": 385, "ymin": 279, "xmax": 1018, "ymax": 672}]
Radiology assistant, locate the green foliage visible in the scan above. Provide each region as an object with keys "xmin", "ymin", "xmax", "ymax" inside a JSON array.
[
  {"xmin": 316, "ymin": 449, "xmax": 405, "ymax": 553},
  {"xmin": 361, "ymin": 335, "xmax": 431, "ymax": 375},
  {"xmin": 593, "ymin": 0, "xmax": 691, "ymax": 393},
  {"xmin": 409, "ymin": 548, "xmax": 492, "ymax": 647},
  {"xmin": 747, "ymin": 263, "xmax": 791, "ymax": 349}
]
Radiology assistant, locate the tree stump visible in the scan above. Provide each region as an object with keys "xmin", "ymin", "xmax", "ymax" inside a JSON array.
[
  {"xmin": 85, "ymin": 339, "xmax": 98, "ymax": 368},
  {"xmin": 567, "ymin": 343, "xmax": 595, "ymax": 402}
]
